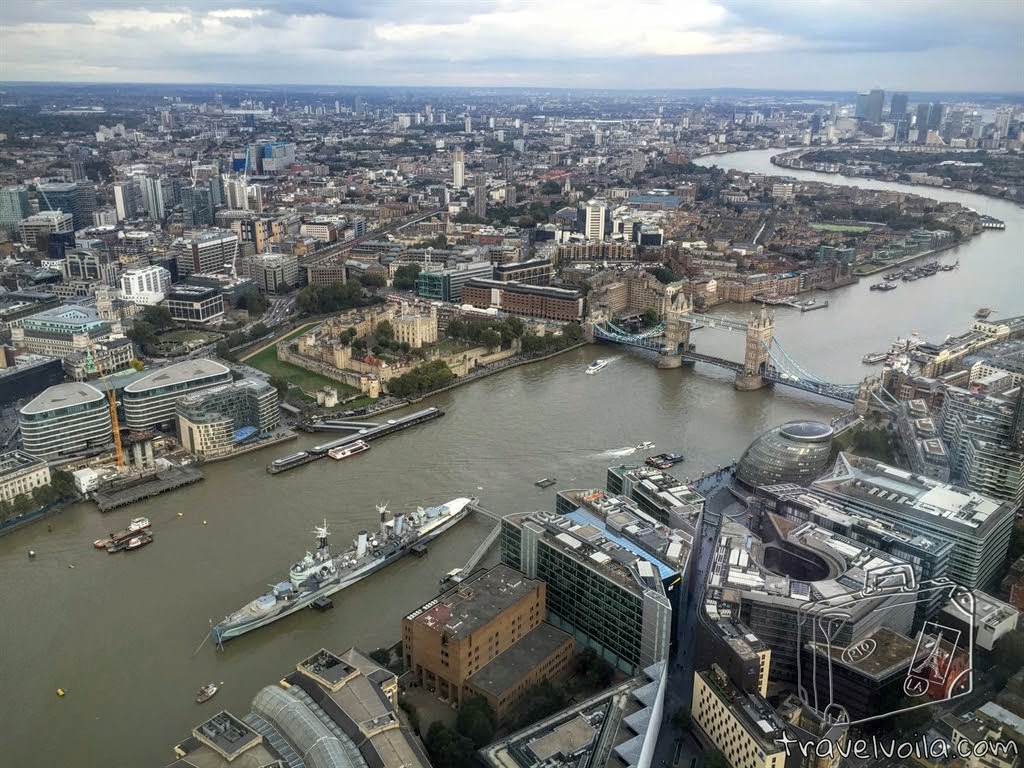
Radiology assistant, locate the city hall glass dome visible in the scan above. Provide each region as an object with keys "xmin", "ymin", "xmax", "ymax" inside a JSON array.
[{"xmin": 735, "ymin": 421, "xmax": 835, "ymax": 489}]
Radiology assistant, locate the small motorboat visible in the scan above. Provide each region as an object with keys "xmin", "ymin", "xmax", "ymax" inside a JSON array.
[
  {"xmin": 125, "ymin": 532, "xmax": 153, "ymax": 551},
  {"xmin": 535, "ymin": 477, "xmax": 557, "ymax": 488},
  {"xmin": 93, "ymin": 538, "xmax": 110, "ymax": 549},
  {"xmin": 636, "ymin": 442, "xmax": 656, "ymax": 450},
  {"xmin": 586, "ymin": 359, "xmax": 609, "ymax": 374},
  {"xmin": 196, "ymin": 683, "xmax": 218, "ymax": 703}
]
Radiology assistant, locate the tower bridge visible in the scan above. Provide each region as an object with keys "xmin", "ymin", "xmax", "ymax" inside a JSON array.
[{"xmin": 586, "ymin": 297, "xmax": 866, "ymax": 405}]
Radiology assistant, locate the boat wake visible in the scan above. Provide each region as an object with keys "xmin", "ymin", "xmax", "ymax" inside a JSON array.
[{"xmin": 597, "ymin": 446, "xmax": 637, "ymax": 458}]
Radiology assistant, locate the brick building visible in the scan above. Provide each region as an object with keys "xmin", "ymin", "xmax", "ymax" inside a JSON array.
[
  {"xmin": 460, "ymin": 279, "xmax": 583, "ymax": 321},
  {"xmin": 402, "ymin": 564, "xmax": 573, "ymax": 722}
]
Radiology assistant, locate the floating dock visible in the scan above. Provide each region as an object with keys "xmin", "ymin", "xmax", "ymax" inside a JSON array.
[
  {"xmin": 268, "ymin": 407, "xmax": 445, "ymax": 475},
  {"xmin": 92, "ymin": 467, "xmax": 204, "ymax": 512}
]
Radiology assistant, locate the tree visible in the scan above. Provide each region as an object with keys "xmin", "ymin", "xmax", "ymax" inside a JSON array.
[
  {"xmin": 892, "ymin": 696, "xmax": 932, "ymax": 732},
  {"xmin": 541, "ymin": 180, "xmax": 562, "ymax": 195},
  {"xmin": 375, "ymin": 319, "xmax": 395, "ymax": 343},
  {"xmin": 456, "ymin": 697, "xmax": 496, "ymax": 748},
  {"xmin": 11, "ymin": 493, "xmax": 33, "ymax": 516},
  {"xmin": 393, "ymin": 263, "xmax": 422, "ymax": 290},
  {"xmin": 369, "ymin": 648, "xmax": 391, "ymax": 667},
  {"xmin": 514, "ymin": 679, "xmax": 567, "ymax": 727},
  {"xmin": 127, "ymin": 320, "xmax": 157, "ymax": 350},
  {"xmin": 0, "ymin": 499, "xmax": 10, "ymax": 522},
  {"xmin": 648, "ymin": 265, "xmax": 677, "ymax": 284},
  {"xmin": 249, "ymin": 322, "xmax": 269, "ymax": 340},
  {"xmin": 574, "ymin": 647, "xmax": 615, "ymax": 690},
  {"xmin": 481, "ymin": 328, "xmax": 501, "ymax": 351},
  {"xmin": 454, "ymin": 209, "xmax": 485, "ymax": 224},
  {"xmin": 140, "ymin": 304, "xmax": 174, "ymax": 331},
  {"xmin": 386, "ymin": 360, "xmax": 454, "ymax": 398},
  {"xmin": 502, "ymin": 316, "xmax": 524, "ymax": 339},
  {"xmin": 424, "ymin": 722, "xmax": 475, "ymax": 768},
  {"xmin": 360, "ymin": 272, "xmax": 387, "ymax": 288},
  {"xmin": 642, "ymin": 307, "xmax": 660, "ymax": 327},
  {"xmin": 268, "ymin": 376, "xmax": 289, "ymax": 397},
  {"xmin": 128, "ymin": 358, "xmax": 145, "ymax": 372},
  {"xmin": 32, "ymin": 484, "xmax": 59, "ymax": 508},
  {"xmin": 216, "ymin": 341, "xmax": 236, "ymax": 362},
  {"xmin": 50, "ymin": 470, "xmax": 76, "ymax": 498},
  {"xmin": 243, "ymin": 291, "xmax": 268, "ymax": 318}
]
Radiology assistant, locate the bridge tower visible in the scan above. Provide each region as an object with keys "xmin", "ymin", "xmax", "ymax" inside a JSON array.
[
  {"xmin": 656, "ymin": 292, "xmax": 692, "ymax": 369},
  {"xmin": 735, "ymin": 306, "xmax": 774, "ymax": 390}
]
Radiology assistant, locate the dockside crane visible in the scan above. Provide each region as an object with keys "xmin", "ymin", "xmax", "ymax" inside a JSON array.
[{"xmin": 86, "ymin": 339, "xmax": 126, "ymax": 471}]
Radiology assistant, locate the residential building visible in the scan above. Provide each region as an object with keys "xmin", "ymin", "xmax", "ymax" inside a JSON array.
[
  {"xmin": 250, "ymin": 141, "xmax": 295, "ymax": 173},
  {"xmin": 896, "ymin": 399, "xmax": 952, "ymax": 481},
  {"xmin": 18, "ymin": 210, "xmax": 74, "ymax": 247},
  {"xmin": 122, "ymin": 359, "xmax": 233, "ymax": 431},
  {"xmin": 691, "ymin": 666, "xmax": 791, "ymax": 768},
  {"xmin": 501, "ymin": 490, "xmax": 690, "ymax": 673},
  {"xmin": 452, "ymin": 149, "xmax": 465, "ymax": 189},
  {"xmin": 474, "ymin": 176, "xmax": 488, "ymax": 218},
  {"xmin": 119, "ymin": 266, "xmax": 171, "ymax": 306},
  {"xmin": 402, "ymin": 564, "xmax": 573, "ymax": 720},
  {"xmin": 416, "ymin": 261, "xmax": 493, "ymax": 303},
  {"xmin": 460, "ymin": 279, "xmax": 583, "ymax": 321},
  {"xmin": 176, "ymin": 379, "xmax": 279, "ymax": 458},
  {"xmin": 113, "ymin": 181, "xmax": 138, "ymax": 222},
  {"xmin": 19, "ymin": 382, "xmax": 112, "ymax": 460},
  {"xmin": 138, "ymin": 175, "xmax": 166, "ymax": 220},
  {"xmin": 173, "ymin": 230, "xmax": 239, "ymax": 278},
  {"xmin": 0, "ymin": 450, "xmax": 51, "ymax": 504},
  {"xmin": 241, "ymin": 252, "xmax": 298, "ymax": 294},
  {"xmin": 813, "ymin": 453, "xmax": 1016, "ymax": 590},
  {"xmin": 584, "ymin": 200, "xmax": 606, "ymax": 240},
  {"xmin": 0, "ymin": 185, "xmax": 31, "ymax": 228},
  {"xmin": 165, "ymin": 285, "xmax": 225, "ymax": 324},
  {"xmin": 951, "ymin": 705, "xmax": 1023, "ymax": 768},
  {"xmin": 168, "ymin": 647, "xmax": 430, "ymax": 768}
]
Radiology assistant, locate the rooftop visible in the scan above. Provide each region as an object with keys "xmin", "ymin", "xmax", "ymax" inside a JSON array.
[
  {"xmin": 528, "ymin": 715, "xmax": 596, "ymax": 761},
  {"xmin": 405, "ymin": 564, "xmax": 540, "ymax": 640},
  {"xmin": 0, "ymin": 450, "xmax": 48, "ymax": 477},
  {"xmin": 124, "ymin": 359, "xmax": 230, "ymax": 394},
  {"xmin": 21, "ymin": 382, "xmax": 105, "ymax": 415},
  {"xmin": 467, "ymin": 623, "xmax": 573, "ymax": 698},
  {"xmin": 22, "ymin": 304, "xmax": 104, "ymax": 326},
  {"xmin": 807, "ymin": 626, "xmax": 919, "ymax": 680}
]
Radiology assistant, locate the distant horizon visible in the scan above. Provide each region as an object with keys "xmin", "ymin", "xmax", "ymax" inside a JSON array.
[{"xmin": 2, "ymin": 80, "xmax": 1022, "ymax": 101}]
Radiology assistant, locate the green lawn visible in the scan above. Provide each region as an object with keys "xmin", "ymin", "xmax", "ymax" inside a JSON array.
[
  {"xmin": 243, "ymin": 322, "xmax": 360, "ymax": 396},
  {"xmin": 809, "ymin": 223, "xmax": 874, "ymax": 233}
]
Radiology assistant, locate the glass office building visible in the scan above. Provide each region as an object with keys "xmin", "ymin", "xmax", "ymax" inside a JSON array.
[{"xmin": 122, "ymin": 359, "xmax": 233, "ymax": 431}]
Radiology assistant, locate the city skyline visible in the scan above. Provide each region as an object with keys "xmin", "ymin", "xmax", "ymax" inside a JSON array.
[{"xmin": 1, "ymin": 0, "xmax": 1021, "ymax": 92}]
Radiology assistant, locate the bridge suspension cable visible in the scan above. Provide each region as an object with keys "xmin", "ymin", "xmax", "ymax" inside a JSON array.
[{"xmin": 763, "ymin": 339, "xmax": 858, "ymax": 390}]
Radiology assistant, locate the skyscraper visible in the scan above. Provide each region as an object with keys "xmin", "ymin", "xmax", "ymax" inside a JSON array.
[
  {"xmin": 464, "ymin": 115, "xmax": 472, "ymax": 133},
  {"xmin": 37, "ymin": 181, "xmax": 95, "ymax": 229},
  {"xmin": 866, "ymin": 88, "xmax": 885, "ymax": 123},
  {"xmin": 584, "ymin": 200, "xmax": 606, "ymax": 241},
  {"xmin": 452, "ymin": 149, "xmax": 465, "ymax": 189},
  {"xmin": 855, "ymin": 92, "xmax": 870, "ymax": 119},
  {"xmin": 139, "ymin": 176, "xmax": 166, "ymax": 220},
  {"xmin": 113, "ymin": 181, "xmax": 138, "ymax": 222},
  {"xmin": 0, "ymin": 185, "xmax": 31, "ymax": 228},
  {"xmin": 182, "ymin": 186, "xmax": 214, "ymax": 228},
  {"xmin": 889, "ymin": 93, "xmax": 909, "ymax": 120}
]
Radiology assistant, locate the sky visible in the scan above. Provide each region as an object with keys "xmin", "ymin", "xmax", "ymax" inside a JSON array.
[{"xmin": 1, "ymin": 0, "xmax": 1021, "ymax": 92}]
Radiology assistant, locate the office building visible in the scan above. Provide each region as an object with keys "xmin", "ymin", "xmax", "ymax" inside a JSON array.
[
  {"xmin": 11, "ymin": 305, "xmax": 118, "ymax": 361},
  {"xmin": 939, "ymin": 590, "xmax": 1018, "ymax": 652},
  {"xmin": 176, "ymin": 378, "xmax": 279, "ymax": 458},
  {"xmin": 865, "ymin": 88, "xmax": 885, "ymax": 123},
  {"xmin": 452, "ymin": 148, "xmax": 465, "ymax": 188},
  {"xmin": 606, "ymin": 464, "xmax": 705, "ymax": 530},
  {"xmin": 249, "ymin": 141, "xmax": 295, "ymax": 173},
  {"xmin": 182, "ymin": 186, "xmax": 214, "ymax": 228},
  {"xmin": 241, "ymin": 252, "xmax": 298, "ymax": 294},
  {"xmin": 19, "ymin": 382, "xmax": 112, "ymax": 460},
  {"xmin": 493, "ymin": 258, "xmax": 553, "ymax": 286},
  {"xmin": 460, "ymin": 278, "xmax": 583, "ymax": 321},
  {"xmin": 174, "ymin": 230, "xmax": 239, "ymax": 277},
  {"xmin": 813, "ymin": 453, "xmax": 1016, "ymax": 590},
  {"xmin": 474, "ymin": 176, "xmax": 488, "ymax": 218},
  {"xmin": 306, "ymin": 261, "xmax": 347, "ymax": 287},
  {"xmin": 119, "ymin": 266, "xmax": 171, "ymax": 306},
  {"xmin": 584, "ymin": 200, "xmax": 606, "ymax": 241},
  {"xmin": 113, "ymin": 181, "xmax": 138, "ymax": 222},
  {"xmin": 403, "ymin": 564, "xmax": 573, "ymax": 720},
  {"xmin": 64, "ymin": 248, "xmax": 116, "ymax": 286},
  {"xmin": 896, "ymin": 399, "xmax": 952, "ymax": 481},
  {"xmin": 122, "ymin": 359, "xmax": 233, "ymax": 431},
  {"xmin": 169, "ymin": 647, "xmax": 430, "ymax": 768},
  {"xmin": 36, "ymin": 181, "xmax": 95, "ymax": 229},
  {"xmin": 0, "ymin": 185, "xmax": 31, "ymax": 228},
  {"xmin": 18, "ymin": 210, "xmax": 74, "ymax": 247},
  {"xmin": 0, "ymin": 355, "xmax": 65, "ymax": 408},
  {"xmin": 184, "ymin": 273, "xmax": 257, "ymax": 309},
  {"xmin": 889, "ymin": 92, "xmax": 909, "ymax": 120},
  {"xmin": 165, "ymin": 285, "xmax": 225, "ymax": 324},
  {"xmin": 691, "ymin": 666, "xmax": 791, "ymax": 768},
  {"xmin": 0, "ymin": 450, "xmax": 51, "ymax": 505},
  {"xmin": 735, "ymin": 421, "xmax": 835, "ymax": 490},
  {"xmin": 416, "ymin": 261, "xmax": 493, "ymax": 303},
  {"xmin": 501, "ymin": 490, "xmax": 690, "ymax": 673}
]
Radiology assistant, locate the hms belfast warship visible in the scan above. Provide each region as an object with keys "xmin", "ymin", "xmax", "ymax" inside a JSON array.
[{"xmin": 211, "ymin": 498, "xmax": 474, "ymax": 643}]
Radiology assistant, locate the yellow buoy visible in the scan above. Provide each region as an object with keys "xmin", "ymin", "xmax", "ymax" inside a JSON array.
[{"xmin": 56, "ymin": 689, "xmax": 66, "ymax": 697}]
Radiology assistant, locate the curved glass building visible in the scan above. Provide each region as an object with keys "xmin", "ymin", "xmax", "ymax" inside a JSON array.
[
  {"xmin": 20, "ymin": 382, "xmax": 112, "ymax": 460},
  {"xmin": 122, "ymin": 359, "xmax": 232, "ymax": 431},
  {"xmin": 735, "ymin": 421, "xmax": 835, "ymax": 489}
]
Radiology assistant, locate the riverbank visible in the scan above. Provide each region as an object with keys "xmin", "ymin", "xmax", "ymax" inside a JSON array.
[
  {"xmin": 0, "ymin": 497, "xmax": 79, "ymax": 538},
  {"xmin": 852, "ymin": 238, "xmax": 966, "ymax": 276},
  {"xmin": 200, "ymin": 430, "xmax": 299, "ymax": 464},
  {"xmin": 770, "ymin": 148, "xmax": 1023, "ymax": 205}
]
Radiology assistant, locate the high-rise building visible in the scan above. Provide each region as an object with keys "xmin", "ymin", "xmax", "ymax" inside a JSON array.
[
  {"xmin": 36, "ymin": 181, "xmax": 95, "ymax": 230},
  {"xmin": 474, "ymin": 177, "xmax": 488, "ymax": 218},
  {"xmin": 584, "ymin": 200, "xmax": 606, "ymax": 240},
  {"xmin": 18, "ymin": 210, "xmax": 74, "ymax": 248},
  {"xmin": 139, "ymin": 176, "xmax": 166, "ymax": 220},
  {"xmin": 165, "ymin": 285, "xmax": 225, "ymax": 324},
  {"xmin": 64, "ymin": 248, "xmax": 116, "ymax": 286},
  {"xmin": 927, "ymin": 101, "xmax": 945, "ymax": 131},
  {"xmin": 464, "ymin": 115, "xmax": 472, "ymax": 133},
  {"xmin": 174, "ymin": 230, "xmax": 239, "ymax": 277},
  {"xmin": 19, "ymin": 383, "xmax": 112, "ymax": 460},
  {"xmin": 113, "ymin": 181, "xmax": 138, "ymax": 222},
  {"xmin": 866, "ymin": 88, "xmax": 885, "ymax": 123},
  {"xmin": 889, "ymin": 92, "xmax": 909, "ymax": 120},
  {"xmin": 0, "ymin": 185, "xmax": 31, "ymax": 228},
  {"xmin": 452, "ymin": 149, "xmax": 465, "ymax": 189},
  {"xmin": 122, "ymin": 359, "xmax": 233, "ymax": 431},
  {"xmin": 119, "ymin": 266, "xmax": 171, "ymax": 306},
  {"xmin": 241, "ymin": 252, "xmax": 298, "ymax": 294},
  {"xmin": 182, "ymin": 186, "xmax": 214, "ymax": 228},
  {"xmin": 855, "ymin": 92, "xmax": 870, "ymax": 119}
]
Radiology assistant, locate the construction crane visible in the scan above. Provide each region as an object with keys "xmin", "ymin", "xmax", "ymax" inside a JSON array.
[{"xmin": 86, "ymin": 339, "xmax": 126, "ymax": 471}]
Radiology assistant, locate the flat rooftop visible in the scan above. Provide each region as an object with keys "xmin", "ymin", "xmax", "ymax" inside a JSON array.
[
  {"xmin": 528, "ymin": 715, "xmax": 596, "ymax": 761},
  {"xmin": 808, "ymin": 626, "xmax": 918, "ymax": 680},
  {"xmin": 123, "ymin": 359, "xmax": 230, "ymax": 393},
  {"xmin": 22, "ymin": 304, "xmax": 103, "ymax": 325},
  {"xmin": 405, "ymin": 563, "xmax": 539, "ymax": 640},
  {"xmin": 0, "ymin": 450, "xmax": 47, "ymax": 477},
  {"xmin": 298, "ymin": 649, "xmax": 355, "ymax": 687},
  {"xmin": 21, "ymin": 382, "xmax": 105, "ymax": 415},
  {"xmin": 467, "ymin": 622, "xmax": 573, "ymax": 698}
]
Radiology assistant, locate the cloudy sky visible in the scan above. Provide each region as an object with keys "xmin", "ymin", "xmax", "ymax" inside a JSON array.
[{"xmin": 1, "ymin": 0, "xmax": 1021, "ymax": 92}]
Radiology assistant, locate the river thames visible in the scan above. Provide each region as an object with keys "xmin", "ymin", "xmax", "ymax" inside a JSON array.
[{"xmin": 0, "ymin": 149, "xmax": 1020, "ymax": 766}]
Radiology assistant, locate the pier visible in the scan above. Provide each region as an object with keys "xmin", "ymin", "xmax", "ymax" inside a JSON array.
[
  {"xmin": 440, "ymin": 523, "xmax": 502, "ymax": 590},
  {"xmin": 92, "ymin": 467, "xmax": 204, "ymax": 512},
  {"xmin": 268, "ymin": 407, "xmax": 445, "ymax": 474},
  {"xmin": 753, "ymin": 294, "xmax": 830, "ymax": 312}
]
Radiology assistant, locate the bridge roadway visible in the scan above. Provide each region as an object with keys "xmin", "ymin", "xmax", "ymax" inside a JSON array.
[{"xmin": 298, "ymin": 208, "xmax": 446, "ymax": 268}]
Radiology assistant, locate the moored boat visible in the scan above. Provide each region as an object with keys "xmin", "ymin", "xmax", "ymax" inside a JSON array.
[
  {"xmin": 95, "ymin": 517, "xmax": 151, "ymax": 551},
  {"xmin": 328, "ymin": 440, "xmax": 370, "ymax": 461},
  {"xmin": 196, "ymin": 683, "xmax": 218, "ymax": 703},
  {"xmin": 645, "ymin": 453, "xmax": 684, "ymax": 469},
  {"xmin": 975, "ymin": 307, "xmax": 992, "ymax": 319},
  {"xmin": 125, "ymin": 532, "xmax": 153, "ymax": 551},
  {"xmin": 862, "ymin": 352, "xmax": 888, "ymax": 364}
]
